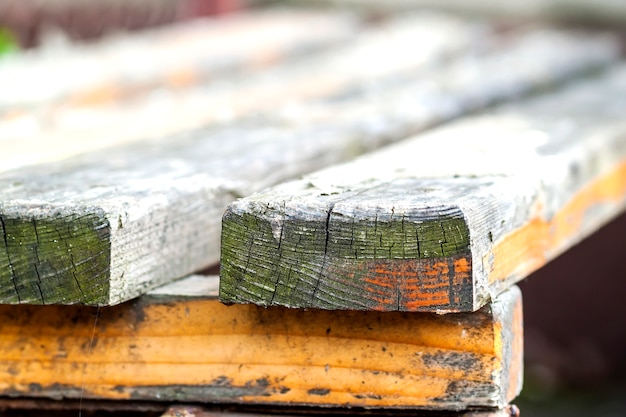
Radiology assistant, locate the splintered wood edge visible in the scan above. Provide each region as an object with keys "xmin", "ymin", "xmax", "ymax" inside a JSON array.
[
  {"xmin": 0, "ymin": 285, "xmax": 522, "ymax": 409},
  {"xmin": 219, "ymin": 64, "xmax": 626, "ymax": 313},
  {"xmin": 0, "ymin": 26, "xmax": 618, "ymax": 307}
]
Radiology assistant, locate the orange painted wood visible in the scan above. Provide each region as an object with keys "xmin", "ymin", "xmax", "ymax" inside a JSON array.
[
  {"xmin": 488, "ymin": 159, "xmax": 626, "ymax": 285},
  {"xmin": 0, "ymin": 281, "xmax": 522, "ymax": 410}
]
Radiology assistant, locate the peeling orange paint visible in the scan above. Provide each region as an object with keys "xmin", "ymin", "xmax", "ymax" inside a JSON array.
[
  {"xmin": 490, "ymin": 159, "xmax": 626, "ymax": 283},
  {"xmin": 361, "ymin": 256, "xmax": 473, "ymax": 310}
]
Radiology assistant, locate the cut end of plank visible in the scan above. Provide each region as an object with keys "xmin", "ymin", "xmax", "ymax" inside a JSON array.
[
  {"xmin": 0, "ymin": 207, "xmax": 111, "ymax": 305},
  {"xmin": 220, "ymin": 64, "xmax": 626, "ymax": 313},
  {"xmin": 219, "ymin": 182, "xmax": 476, "ymax": 312}
]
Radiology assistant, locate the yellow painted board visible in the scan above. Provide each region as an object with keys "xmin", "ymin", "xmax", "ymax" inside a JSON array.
[{"xmin": 0, "ymin": 280, "xmax": 522, "ymax": 410}]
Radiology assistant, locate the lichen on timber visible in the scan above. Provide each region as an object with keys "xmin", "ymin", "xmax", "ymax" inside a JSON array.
[
  {"xmin": 220, "ymin": 204, "xmax": 472, "ymax": 311},
  {"xmin": 0, "ymin": 208, "xmax": 111, "ymax": 305}
]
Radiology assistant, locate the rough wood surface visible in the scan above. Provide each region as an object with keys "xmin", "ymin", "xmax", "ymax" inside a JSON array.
[
  {"xmin": 0, "ymin": 9, "xmax": 358, "ymax": 110},
  {"xmin": 0, "ymin": 26, "xmax": 617, "ymax": 306},
  {"xmin": 0, "ymin": 280, "xmax": 522, "ymax": 410},
  {"xmin": 0, "ymin": 12, "xmax": 490, "ymax": 173},
  {"xmin": 220, "ymin": 64, "xmax": 626, "ymax": 313}
]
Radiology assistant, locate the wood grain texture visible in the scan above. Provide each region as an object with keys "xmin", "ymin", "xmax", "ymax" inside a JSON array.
[
  {"xmin": 0, "ymin": 9, "xmax": 358, "ymax": 110},
  {"xmin": 0, "ymin": 280, "xmax": 522, "ymax": 410},
  {"xmin": 220, "ymin": 64, "xmax": 626, "ymax": 313},
  {"xmin": 0, "ymin": 26, "xmax": 618, "ymax": 306},
  {"xmin": 0, "ymin": 12, "xmax": 490, "ymax": 173}
]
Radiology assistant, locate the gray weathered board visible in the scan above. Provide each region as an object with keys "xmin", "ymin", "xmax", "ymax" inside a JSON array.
[
  {"xmin": 0, "ymin": 12, "xmax": 489, "ymax": 174},
  {"xmin": 0, "ymin": 9, "xmax": 358, "ymax": 111},
  {"xmin": 0, "ymin": 26, "xmax": 618, "ymax": 305},
  {"xmin": 220, "ymin": 64, "xmax": 626, "ymax": 313}
]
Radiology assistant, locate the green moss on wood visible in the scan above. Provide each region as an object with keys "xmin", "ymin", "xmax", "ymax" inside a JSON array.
[
  {"xmin": 0, "ymin": 209, "xmax": 111, "ymax": 305},
  {"xmin": 220, "ymin": 206, "xmax": 471, "ymax": 311}
]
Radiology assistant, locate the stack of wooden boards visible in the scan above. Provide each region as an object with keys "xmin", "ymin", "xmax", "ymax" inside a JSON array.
[{"xmin": 0, "ymin": 5, "xmax": 625, "ymax": 416}]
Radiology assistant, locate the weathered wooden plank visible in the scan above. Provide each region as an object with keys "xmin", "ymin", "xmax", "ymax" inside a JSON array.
[
  {"xmin": 0, "ymin": 12, "xmax": 490, "ymax": 173},
  {"xmin": 0, "ymin": 397, "xmax": 167, "ymax": 413},
  {"xmin": 0, "ymin": 281, "xmax": 523, "ymax": 410},
  {"xmin": 0, "ymin": 9, "xmax": 358, "ymax": 110},
  {"xmin": 0, "ymin": 27, "xmax": 618, "ymax": 305},
  {"xmin": 310, "ymin": 0, "xmax": 626, "ymax": 25},
  {"xmin": 0, "ymin": 398, "xmax": 520, "ymax": 416},
  {"xmin": 220, "ymin": 64, "xmax": 626, "ymax": 313},
  {"xmin": 160, "ymin": 404, "xmax": 522, "ymax": 417}
]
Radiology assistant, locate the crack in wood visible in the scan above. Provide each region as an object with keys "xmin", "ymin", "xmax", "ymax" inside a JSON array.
[{"xmin": 0, "ymin": 215, "xmax": 21, "ymax": 302}]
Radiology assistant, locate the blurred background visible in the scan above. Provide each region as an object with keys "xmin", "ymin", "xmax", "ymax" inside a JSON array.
[
  {"xmin": 0, "ymin": 0, "xmax": 243, "ymax": 49},
  {"xmin": 519, "ymin": 212, "xmax": 626, "ymax": 416}
]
